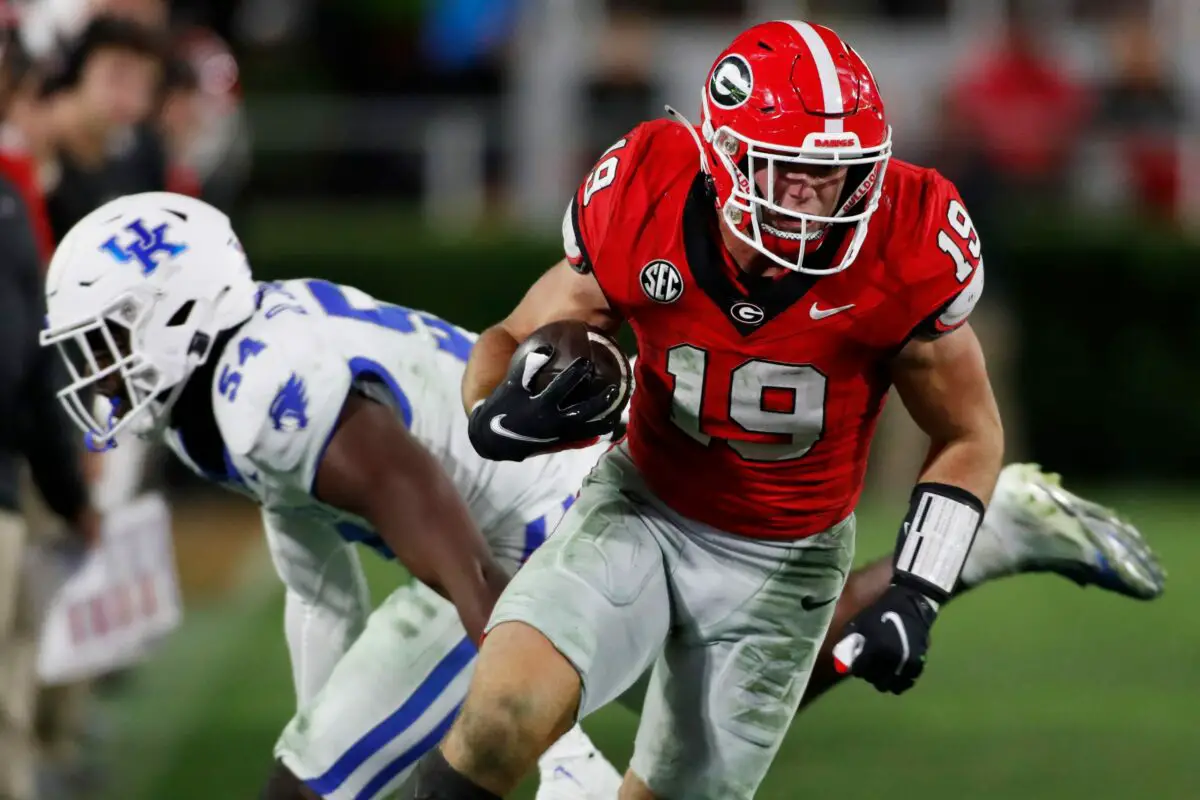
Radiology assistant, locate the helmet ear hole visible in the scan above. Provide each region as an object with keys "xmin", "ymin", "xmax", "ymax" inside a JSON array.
[{"xmin": 166, "ymin": 299, "xmax": 196, "ymax": 327}]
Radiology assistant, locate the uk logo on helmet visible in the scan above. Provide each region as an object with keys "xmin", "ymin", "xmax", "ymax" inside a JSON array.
[
  {"xmin": 708, "ymin": 54, "xmax": 753, "ymax": 109},
  {"xmin": 100, "ymin": 219, "xmax": 188, "ymax": 275}
]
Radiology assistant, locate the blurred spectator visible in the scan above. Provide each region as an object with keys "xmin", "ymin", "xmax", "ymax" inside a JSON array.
[
  {"xmin": 938, "ymin": 2, "xmax": 1091, "ymax": 230},
  {"xmin": 158, "ymin": 54, "xmax": 201, "ymax": 196},
  {"xmin": 167, "ymin": 24, "xmax": 249, "ymax": 213},
  {"xmin": 0, "ymin": 30, "xmax": 54, "ymax": 264},
  {"xmin": 87, "ymin": 0, "xmax": 166, "ymax": 28},
  {"xmin": 1085, "ymin": 9, "xmax": 1185, "ymax": 223},
  {"xmin": 39, "ymin": 14, "xmax": 168, "ymax": 241},
  {"xmin": 89, "ymin": 0, "xmax": 249, "ymax": 212},
  {"xmin": 0, "ymin": 87, "xmax": 98, "ymax": 800}
]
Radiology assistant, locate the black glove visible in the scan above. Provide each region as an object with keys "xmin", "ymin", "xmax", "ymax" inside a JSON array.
[
  {"xmin": 831, "ymin": 583, "xmax": 938, "ymax": 695},
  {"xmin": 468, "ymin": 347, "xmax": 621, "ymax": 462}
]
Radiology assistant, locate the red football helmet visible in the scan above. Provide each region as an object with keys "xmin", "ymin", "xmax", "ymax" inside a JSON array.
[{"xmin": 690, "ymin": 20, "xmax": 891, "ymax": 274}]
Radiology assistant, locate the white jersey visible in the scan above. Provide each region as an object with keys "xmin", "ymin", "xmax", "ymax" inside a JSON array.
[{"xmin": 162, "ymin": 278, "xmax": 600, "ymax": 562}]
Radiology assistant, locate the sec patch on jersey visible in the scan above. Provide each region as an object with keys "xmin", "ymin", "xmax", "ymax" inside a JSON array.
[{"xmin": 516, "ymin": 320, "xmax": 632, "ymax": 414}]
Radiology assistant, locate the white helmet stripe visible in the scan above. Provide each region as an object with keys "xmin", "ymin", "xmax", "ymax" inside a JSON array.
[{"xmin": 785, "ymin": 20, "xmax": 845, "ymax": 133}]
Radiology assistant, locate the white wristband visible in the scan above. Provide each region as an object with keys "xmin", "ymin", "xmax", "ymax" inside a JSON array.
[{"xmin": 894, "ymin": 484, "xmax": 984, "ymax": 599}]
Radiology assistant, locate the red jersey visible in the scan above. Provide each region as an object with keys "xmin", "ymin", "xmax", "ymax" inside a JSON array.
[
  {"xmin": 0, "ymin": 145, "xmax": 54, "ymax": 267},
  {"xmin": 564, "ymin": 120, "xmax": 985, "ymax": 539}
]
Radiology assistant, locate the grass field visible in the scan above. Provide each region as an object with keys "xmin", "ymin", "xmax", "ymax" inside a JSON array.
[{"xmin": 99, "ymin": 487, "xmax": 1196, "ymax": 800}]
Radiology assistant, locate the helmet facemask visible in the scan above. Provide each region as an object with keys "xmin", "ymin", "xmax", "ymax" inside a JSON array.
[
  {"xmin": 704, "ymin": 113, "xmax": 892, "ymax": 275},
  {"xmin": 42, "ymin": 286, "xmax": 217, "ymax": 451}
]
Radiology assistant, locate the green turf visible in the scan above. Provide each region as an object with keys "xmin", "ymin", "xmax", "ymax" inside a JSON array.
[{"xmin": 104, "ymin": 489, "xmax": 1196, "ymax": 799}]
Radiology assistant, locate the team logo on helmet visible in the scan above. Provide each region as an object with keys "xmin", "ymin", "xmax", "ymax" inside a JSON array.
[{"xmin": 708, "ymin": 54, "xmax": 753, "ymax": 109}]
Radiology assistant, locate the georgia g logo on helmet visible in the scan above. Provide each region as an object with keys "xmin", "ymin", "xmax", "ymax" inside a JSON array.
[{"xmin": 708, "ymin": 54, "xmax": 753, "ymax": 109}]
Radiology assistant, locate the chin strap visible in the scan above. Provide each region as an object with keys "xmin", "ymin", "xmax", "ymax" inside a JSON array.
[{"xmin": 84, "ymin": 398, "xmax": 121, "ymax": 452}]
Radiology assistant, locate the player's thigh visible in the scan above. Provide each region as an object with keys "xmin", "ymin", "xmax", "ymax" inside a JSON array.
[
  {"xmin": 276, "ymin": 581, "xmax": 473, "ymax": 800},
  {"xmin": 631, "ymin": 516, "xmax": 856, "ymax": 800},
  {"xmin": 483, "ymin": 489, "xmax": 580, "ymax": 575},
  {"xmin": 486, "ymin": 450, "xmax": 672, "ymax": 719},
  {"xmin": 481, "ymin": 441, "xmax": 607, "ymax": 572}
]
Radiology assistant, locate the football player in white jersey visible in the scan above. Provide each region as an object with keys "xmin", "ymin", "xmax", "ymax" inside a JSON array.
[
  {"xmin": 39, "ymin": 192, "xmax": 628, "ymax": 800},
  {"xmin": 40, "ymin": 193, "xmax": 1164, "ymax": 800}
]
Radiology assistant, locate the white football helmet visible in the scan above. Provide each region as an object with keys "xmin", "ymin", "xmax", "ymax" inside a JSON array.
[{"xmin": 41, "ymin": 192, "xmax": 257, "ymax": 450}]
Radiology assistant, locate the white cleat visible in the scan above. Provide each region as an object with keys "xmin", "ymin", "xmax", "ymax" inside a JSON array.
[
  {"xmin": 968, "ymin": 463, "xmax": 1166, "ymax": 600},
  {"xmin": 534, "ymin": 725, "xmax": 623, "ymax": 800}
]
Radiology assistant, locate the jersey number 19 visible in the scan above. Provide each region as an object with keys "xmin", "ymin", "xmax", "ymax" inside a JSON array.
[{"xmin": 665, "ymin": 345, "xmax": 827, "ymax": 462}]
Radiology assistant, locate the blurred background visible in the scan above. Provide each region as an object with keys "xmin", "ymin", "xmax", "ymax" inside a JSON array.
[{"xmin": 0, "ymin": 0, "xmax": 1196, "ymax": 798}]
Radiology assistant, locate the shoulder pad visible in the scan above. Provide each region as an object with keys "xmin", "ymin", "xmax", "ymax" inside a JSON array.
[
  {"xmin": 211, "ymin": 315, "xmax": 350, "ymax": 487},
  {"xmin": 887, "ymin": 167, "xmax": 985, "ymax": 337},
  {"xmin": 563, "ymin": 120, "xmax": 695, "ymax": 272}
]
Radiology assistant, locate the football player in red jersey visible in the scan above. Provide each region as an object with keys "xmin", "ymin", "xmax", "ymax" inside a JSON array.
[{"xmin": 405, "ymin": 20, "xmax": 1010, "ymax": 800}]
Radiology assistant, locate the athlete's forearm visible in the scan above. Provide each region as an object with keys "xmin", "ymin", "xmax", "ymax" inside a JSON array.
[
  {"xmin": 916, "ymin": 427, "xmax": 1003, "ymax": 505},
  {"xmin": 462, "ymin": 324, "xmax": 520, "ymax": 414},
  {"xmin": 373, "ymin": 463, "xmax": 507, "ymax": 645},
  {"xmin": 894, "ymin": 325, "xmax": 1003, "ymax": 504}
]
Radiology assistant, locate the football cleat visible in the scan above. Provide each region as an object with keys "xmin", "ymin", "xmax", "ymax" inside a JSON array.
[
  {"xmin": 534, "ymin": 726, "xmax": 622, "ymax": 800},
  {"xmin": 971, "ymin": 463, "xmax": 1166, "ymax": 600}
]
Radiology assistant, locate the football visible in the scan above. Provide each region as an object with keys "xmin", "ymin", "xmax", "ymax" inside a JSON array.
[{"xmin": 515, "ymin": 320, "xmax": 632, "ymax": 414}]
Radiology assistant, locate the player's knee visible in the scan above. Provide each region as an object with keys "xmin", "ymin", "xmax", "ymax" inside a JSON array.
[
  {"xmin": 447, "ymin": 622, "xmax": 581, "ymax": 782},
  {"xmin": 473, "ymin": 621, "xmax": 581, "ymax": 734},
  {"xmin": 260, "ymin": 760, "xmax": 320, "ymax": 800}
]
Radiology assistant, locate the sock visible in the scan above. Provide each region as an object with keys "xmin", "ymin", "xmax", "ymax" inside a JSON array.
[
  {"xmin": 401, "ymin": 748, "xmax": 501, "ymax": 800},
  {"xmin": 958, "ymin": 516, "xmax": 1021, "ymax": 591}
]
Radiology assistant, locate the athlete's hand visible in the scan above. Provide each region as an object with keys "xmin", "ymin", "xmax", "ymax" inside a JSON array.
[
  {"xmin": 467, "ymin": 345, "xmax": 620, "ymax": 462},
  {"xmin": 831, "ymin": 584, "xmax": 937, "ymax": 695}
]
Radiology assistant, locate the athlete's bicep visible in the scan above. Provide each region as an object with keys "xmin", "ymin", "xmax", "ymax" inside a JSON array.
[
  {"xmin": 312, "ymin": 393, "xmax": 504, "ymax": 643},
  {"xmin": 891, "ymin": 324, "xmax": 1001, "ymax": 445},
  {"xmin": 499, "ymin": 259, "xmax": 621, "ymax": 341}
]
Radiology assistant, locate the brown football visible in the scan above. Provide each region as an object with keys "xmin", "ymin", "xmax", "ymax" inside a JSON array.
[{"xmin": 514, "ymin": 320, "xmax": 632, "ymax": 414}]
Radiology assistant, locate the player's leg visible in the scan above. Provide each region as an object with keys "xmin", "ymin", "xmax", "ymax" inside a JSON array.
[
  {"xmin": 485, "ymin": 489, "xmax": 624, "ymax": 800},
  {"xmin": 274, "ymin": 581, "xmax": 477, "ymax": 800},
  {"xmin": 261, "ymin": 760, "xmax": 321, "ymax": 800},
  {"xmin": 799, "ymin": 462, "xmax": 1167, "ymax": 708},
  {"xmin": 272, "ymin": 565, "xmax": 615, "ymax": 800},
  {"xmin": 624, "ymin": 514, "xmax": 855, "ymax": 800},
  {"xmin": 406, "ymin": 448, "xmax": 675, "ymax": 797},
  {"xmin": 954, "ymin": 463, "xmax": 1164, "ymax": 596}
]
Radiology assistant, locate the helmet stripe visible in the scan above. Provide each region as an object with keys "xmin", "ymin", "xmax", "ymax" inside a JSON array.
[{"xmin": 784, "ymin": 20, "xmax": 845, "ymax": 133}]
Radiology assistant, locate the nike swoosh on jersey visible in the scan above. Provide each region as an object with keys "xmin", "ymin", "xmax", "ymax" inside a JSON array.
[
  {"xmin": 489, "ymin": 414, "xmax": 559, "ymax": 443},
  {"xmin": 809, "ymin": 302, "xmax": 855, "ymax": 320}
]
